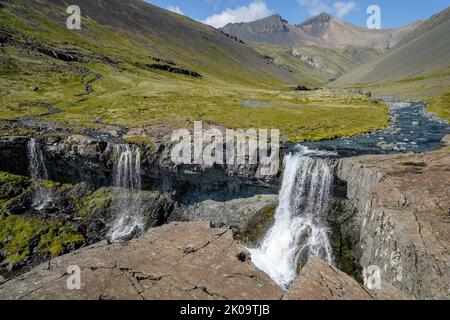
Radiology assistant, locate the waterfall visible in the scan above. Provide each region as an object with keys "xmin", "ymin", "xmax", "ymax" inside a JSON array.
[
  {"xmin": 27, "ymin": 138, "xmax": 52, "ymax": 210},
  {"xmin": 109, "ymin": 144, "xmax": 144, "ymax": 242},
  {"xmin": 249, "ymin": 146, "xmax": 336, "ymax": 290}
]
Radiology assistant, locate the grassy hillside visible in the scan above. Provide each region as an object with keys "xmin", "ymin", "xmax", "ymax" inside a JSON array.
[
  {"xmin": 330, "ymin": 7, "xmax": 450, "ymax": 120},
  {"xmin": 0, "ymin": 0, "xmax": 389, "ymax": 142},
  {"xmin": 253, "ymin": 44, "xmax": 380, "ymax": 87}
]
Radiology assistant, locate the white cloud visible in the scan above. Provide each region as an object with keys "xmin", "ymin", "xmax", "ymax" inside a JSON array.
[
  {"xmin": 333, "ymin": 1, "xmax": 356, "ymax": 18},
  {"xmin": 298, "ymin": 0, "xmax": 331, "ymax": 16},
  {"xmin": 203, "ymin": 1, "xmax": 273, "ymax": 29},
  {"xmin": 167, "ymin": 5, "xmax": 184, "ymax": 15},
  {"xmin": 298, "ymin": 0, "xmax": 356, "ymax": 18}
]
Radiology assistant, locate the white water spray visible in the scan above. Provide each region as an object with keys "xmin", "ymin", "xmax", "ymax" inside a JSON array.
[
  {"xmin": 249, "ymin": 146, "xmax": 336, "ymax": 289},
  {"xmin": 109, "ymin": 144, "xmax": 144, "ymax": 242},
  {"xmin": 27, "ymin": 138, "xmax": 52, "ymax": 210}
]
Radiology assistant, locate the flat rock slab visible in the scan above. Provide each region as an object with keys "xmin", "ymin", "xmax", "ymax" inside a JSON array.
[{"xmin": 0, "ymin": 222, "xmax": 284, "ymax": 300}]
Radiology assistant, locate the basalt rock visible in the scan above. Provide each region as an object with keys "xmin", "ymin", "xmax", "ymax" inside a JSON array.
[
  {"xmin": 286, "ymin": 257, "xmax": 410, "ymax": 300},
  {"xmin": 171, "ymin": 194, "xmax": 278, "ymax": 245},
  {"xmin": 0, "ymin": 135, "xmax": 280, "ymax": 198},
  {"xmin": 336, "ymin": 149, "xmax": 450, "ymax": 299}
]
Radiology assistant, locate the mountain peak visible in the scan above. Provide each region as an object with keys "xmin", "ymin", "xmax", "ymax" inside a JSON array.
[
  {"xmin": 253, "ymin": 13, "xmax": 289, "ymax": 25},
  {"xmin": 299, "ymin": 12, "xmax": 333, "ymax": 27}
]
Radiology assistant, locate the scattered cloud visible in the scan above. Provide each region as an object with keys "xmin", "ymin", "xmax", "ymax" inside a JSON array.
[
  {"xmin": 167, "ymin": 5, "xmax": 184, "ymax": 15},
  {"xmin": 298, "ymin": 0, "xmax": 356, "ymax": 18},
  {"xmin": 203, "ymin": 1, "xmax": 273, "ymax": 29},
  {"xmin": 333, "ymin": 1, "xmax": 356, "ymax": 18},
  {"xmin": 298, "ymin": 0, "xmax": 332, "ymax": 16}
]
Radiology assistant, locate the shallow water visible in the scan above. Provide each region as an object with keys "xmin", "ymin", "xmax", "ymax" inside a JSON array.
[{"xmin": 303, "ymin": 100, "xmax": 450, "ymax": 157}]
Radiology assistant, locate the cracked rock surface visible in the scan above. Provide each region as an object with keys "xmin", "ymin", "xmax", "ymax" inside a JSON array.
[{"xmin": 0, "ymin": 222, "xmax": 284, "ymax": 300}]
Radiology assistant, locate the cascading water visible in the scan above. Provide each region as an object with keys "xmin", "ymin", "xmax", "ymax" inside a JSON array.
[
  {"xmin": 27, "ymin": 138, "xmax": 52, "ymax": 210},
  {"xmin": 109, "ymin": 144, "xmax": 144, "ymax": 242},
  {"xmin": 249, "ymin": 146, "xmax": 336, "ymax": 290}
]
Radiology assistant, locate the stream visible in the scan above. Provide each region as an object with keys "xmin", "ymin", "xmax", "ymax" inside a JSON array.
[
  {"xmin": 249, "ymin": 99, "xmax": 449, "ymax": 289},
  {"xmin": 303, "ymin": 100, "xmax": 449, "ymax": 156}
]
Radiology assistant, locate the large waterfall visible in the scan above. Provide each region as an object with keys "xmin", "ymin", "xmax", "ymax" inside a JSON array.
[
  {"xmin": 249, "ymin": 146, "xmax": 336, "ymax": 290},
  {"xmin": 27, "ymin": 138, "xmax": 52, "ymax": 210},
  {"xmin": 109, "ymin": 144, "xmax": 144, "ymax": 242}
]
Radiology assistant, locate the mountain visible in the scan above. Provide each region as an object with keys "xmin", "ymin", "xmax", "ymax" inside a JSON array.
[
  {"xmin": 221, "ymin": 12, "xmax": 417, "ymax": 86},
  {"xmin": 297, "ymin": 12, "xmax": 421, "ymax": 51},
  {"xmin": 0, "ymin": 0, "xmax": 295, "ymax": 86},
  {"xmin": 331, "ymin": 7, "xmax": 450, "ymax": 87},
  {"xmin": 221, "ymin": 14, "xmax": 326, "ymax": 47},
  {"xmin": 221, "ymin": 12, "xmax": 420, "ymax": 51}
]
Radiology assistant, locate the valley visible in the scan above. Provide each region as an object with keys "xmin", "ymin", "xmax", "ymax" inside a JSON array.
[{"xmin": 0, "ymin": 0, "xmax": 449, "ymax": 301}]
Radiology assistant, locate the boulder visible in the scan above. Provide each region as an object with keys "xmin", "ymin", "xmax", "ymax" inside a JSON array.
[
  {"xmin": 441, "ymin": 134, "xmax": 450, "ymax": 146},
  {"xmin": 286, "ymin": 257, "xmax": 372, "ymax": 300}
]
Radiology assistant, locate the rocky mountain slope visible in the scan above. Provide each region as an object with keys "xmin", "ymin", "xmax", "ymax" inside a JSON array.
[
  {"xmin": 297, "ymin": 13, "xmax": 420, "ymax": 51},
  {"xmin": 331, "ymin": 7, "xmax": 450, "ymax": 86},
  {"xmin": 220, "ymin": 12, "xmax": 420, "ymax": 85}
]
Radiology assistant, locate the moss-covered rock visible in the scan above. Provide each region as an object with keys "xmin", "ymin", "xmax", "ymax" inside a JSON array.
[
  {"xmin": 235, "ymin": 204, "xmax": 277, "ymax": 246},
  {"xmin": 0, "ymin": 215, "xmax": 84, "ymax": 268},
  {"xmin": 78, "ymin": 187, "xmax": 112, "ymax": 218},
  {"xmin": 0, "ymin": 171, "xmax": 30, "ymax": 206}
]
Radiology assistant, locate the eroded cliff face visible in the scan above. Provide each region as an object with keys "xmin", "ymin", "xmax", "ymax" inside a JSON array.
[
  {"xmin": 1, "ymin": 133, "xmax": 449, "ymax": 299},
  {"xmin": 336, "ymin": 150, "xmax": 450, "ymax": 299},
  {"xmin": 0, "ymin": 134, "xmax": 281, "ymax": 275},
  {"xmin": 0, "ymin": 134, "xmax": 281, "ymax": 196}
]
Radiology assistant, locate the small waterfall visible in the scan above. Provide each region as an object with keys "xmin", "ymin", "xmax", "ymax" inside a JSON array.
[
  {"xmin": 27, "ymin": 138, "xmax": 52, "ymax": 210},
  {"xmin": 249, "ymin": 146, "xmax": 336, "ymax": 289},
  {"xmin": 109, "ymin": 144, "xmax": 144, "ymax": 242}
]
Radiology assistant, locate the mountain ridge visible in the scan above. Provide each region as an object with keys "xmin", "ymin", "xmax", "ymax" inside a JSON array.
[
  {"xmin": 330, "ymin": 6, "xmax": 450, "ymax": 89},
  {"xmin": 221, "ymin": 12, "xmax": 421, "ymax": 51}
]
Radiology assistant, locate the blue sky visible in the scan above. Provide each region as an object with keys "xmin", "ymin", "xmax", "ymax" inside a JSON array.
[{"xmin": 146, "ymin": 0, "xmax": 450, "ymax": 29}]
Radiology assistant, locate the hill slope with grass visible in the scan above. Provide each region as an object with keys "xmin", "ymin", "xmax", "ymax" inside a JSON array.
[
  {"xmin": 0, "ymin": 0, "xmax": 389, "ymax": 142},
  {"xmin": 330, "ymin": 7, "xmax": 450, "ymax": 88},
  {"xmin": 330, "ymin": 7, "xmax": 450, "ymax": 119}
]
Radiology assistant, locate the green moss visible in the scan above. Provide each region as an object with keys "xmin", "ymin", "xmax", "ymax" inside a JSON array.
[
  {"xmin": 0, "ymin": 215, "xmax": 44, "ymax": 264},
  {"xmin": 236, "ymin": 204, "xmax": 277, "ymax": 245},
  {"xmin": 37, "ymin": 222, "xmax": 84, "ymax": 257},
  {"xmin": 434, "ymin": 209, "xmax": 449, "ymax": 218},
  {"xmin": 0, "ymin": 171, "xmax": 30, "ymax": 204},
  {"xmin": 38, "ymin": 179, "xmax": 61, "ymax": 190},
  {"xmin": 122, "ymin": 135, "xmax": 152, "ymax": 146},
  {"xmin": 78, "ymin": 188, "xmax": 111, "ymax": 217},
  {"xmin": 401, "ymin": 161, "xmax": 427, "ymax": 167},
  {"xmin": 0, "ymin": 215, "xmax": 85, "ymax": 265}
]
